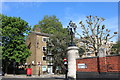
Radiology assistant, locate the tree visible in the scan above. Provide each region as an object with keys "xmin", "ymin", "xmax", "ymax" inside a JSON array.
[
  {"xmin": 76, "ymin": 15, "xmax": 117, "ymax": 56},
  {"xmin": 0, "ymin": 20, "xmax": 2, "ymax": 60},
  {"xmin": 111, "ymin": 41, "xmax": 120, "ymax": 54},
  {"xmin": 46, "ymin": 30, "xmax": 70, "ymax": 74},
  {"xmin": 33, "ymin": 15, "xmax": 70, "ymax": 74},
  {"xmin": 1, "ymin": 14, "xmax": 31, "ymax": 73},
  {"xmin": 37, "ymin": 15, "xmax": 63, "ymax": 34}
]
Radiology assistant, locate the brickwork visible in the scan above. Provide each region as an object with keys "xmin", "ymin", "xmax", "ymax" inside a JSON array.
[
  {"xmin": 76, "ymin": 55, "xmax": 120, "ymax": 73},
  {"xmin": 26, "ymin": 31, "xmax": 49, "ymax": 75}
]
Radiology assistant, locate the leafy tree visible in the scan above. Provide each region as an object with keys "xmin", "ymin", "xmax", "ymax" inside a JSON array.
[
  {"xmin": 78, "ymin": 47, "xmax": 85, "ymax": 57},
  {"xmin": 76, "ymin": 15, "xmax": 117, "ymax": 56},
  {"xmin": 34, "ymin": 15, "xmax": 70, "ymax": 74},
  {"xmin": 0, "ymin": 18, "xmax": 2, "ymax": 60},
  {"xmin": 36, "ymin": 15, "xmax": 63, "ymax": 34},
  {"xmin": 32, "ymin": 24, "xmax": 39, "ymax": 31},
  {"xmin": 46, "ymin": 30, "xmax": 70, "ymax": 74},
  {"xmin": 111, "ymin": 41, "xmax": 120, "ymax": 54},
  {"xmin": 1, "ymin": 14, "xmax": 31, "ymax": 73}
]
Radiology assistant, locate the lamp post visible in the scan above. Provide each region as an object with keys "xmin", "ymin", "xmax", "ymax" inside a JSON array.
[
  {"xmin": 13, "ymin": 61, "xmax": 16, "ymax": 76},
  {"xmin": 37, "ymin": 62, "xmax": 41, "ymax": 76},
  {"xmin": 64, "ymin": 58, "xmax": 68, "ymax": 79},
  {"xmin": 67, "ymin": 21, "xmax": 77, "ymax": 46}
]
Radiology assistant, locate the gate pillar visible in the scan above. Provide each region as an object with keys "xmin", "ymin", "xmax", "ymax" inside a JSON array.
[{"xmin": 67, "ymin": 46, "xmax": 79, "ymax": 79}]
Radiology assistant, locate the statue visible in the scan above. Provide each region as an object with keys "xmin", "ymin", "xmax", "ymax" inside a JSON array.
[{"xmin": 67, "ymin": 21, "xmax": 77, "ymax": 46}]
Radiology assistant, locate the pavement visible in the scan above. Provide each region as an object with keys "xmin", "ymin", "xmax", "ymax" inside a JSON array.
[
  {"xmin": 1, "ymin": 74, "xmax": 68, "ymax": 80},
  {"xmin": 2, "ymin": 74, "xmax": 118, "ymax": 80},
  {"xmin": 2, "ymin": 74, "xmax": 65, "ymax": 78}
]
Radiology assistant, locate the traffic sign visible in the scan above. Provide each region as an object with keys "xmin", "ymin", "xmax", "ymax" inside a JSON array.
[
  {"xmin": 63, "ymin": 58, "xmax": 67, "ymax": 62},
  {"xmin": 64, "ymin": 62, "xmax": 67, "ymax": 64}
]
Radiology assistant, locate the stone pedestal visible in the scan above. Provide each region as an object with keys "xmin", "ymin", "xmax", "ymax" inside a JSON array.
[{"xmin": 67, "ymin": 46, "xmax": 79, "ymax": 78}]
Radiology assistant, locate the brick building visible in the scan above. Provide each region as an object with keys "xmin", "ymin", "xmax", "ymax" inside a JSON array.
[{"xmin": 26, "ymin": 30, "xmax": 53, "ymax": 75}]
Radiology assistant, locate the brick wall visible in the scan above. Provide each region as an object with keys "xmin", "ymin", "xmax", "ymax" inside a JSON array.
[{"xmin": 76, "ymin": 55, "xmax": 120, "ymax": 72}]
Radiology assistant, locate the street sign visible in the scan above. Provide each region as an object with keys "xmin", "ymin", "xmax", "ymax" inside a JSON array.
[
  {"xmin": 64, "ymin": 62, "xmax": 67, "ymax": 64},
  {"xmin": 78, "ymin": 63, "xmax": 87, "ymax": 69},
  {"xmin": 64, "ymin": 58, "xmax": 67, "ymax": 65},
  {"xmin": 63, "ymin": 58, "xmax": 67, "ymax": 62}
]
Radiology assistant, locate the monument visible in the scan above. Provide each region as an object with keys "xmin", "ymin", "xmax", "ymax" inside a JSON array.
[{"xmin": 67, "ymin": 21, "xmax": 79, "ymax": 79}]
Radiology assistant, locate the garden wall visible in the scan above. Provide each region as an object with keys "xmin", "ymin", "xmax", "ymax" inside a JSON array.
[{"xmin": 76, "ymin": 54, "xmax": 120, "ymax": 79}]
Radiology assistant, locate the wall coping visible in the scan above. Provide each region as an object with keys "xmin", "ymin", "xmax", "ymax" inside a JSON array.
[
  {"xmin": 76, "ymin": 54, "xmax": 120, "ymax": 60},
  {"xmin": 106, "ymin": 54, "xmax": 120, "ymax": 57},
  {"xmin": 67, "ymin": 46, "xmax": 79, "ymax": 51},
  {"xmin": 76, "ymin": 56, "xmax": 98, "ymax": 60},
  {"xmin": 31, "ymin": 31, "xmax": 52, "ymax": 37}
]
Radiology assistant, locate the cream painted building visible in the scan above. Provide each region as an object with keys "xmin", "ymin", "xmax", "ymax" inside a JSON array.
[{"xmin": 76, "ymin": 39, "xmax": 115, "ymax": 58}]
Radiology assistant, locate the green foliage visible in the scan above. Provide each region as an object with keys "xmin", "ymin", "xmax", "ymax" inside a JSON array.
[
  {"xmin": 32, "ymin": 24, "xmax": 39, "ymax": 31},
  {"xmin": 111, "ymin": 41, "xmax": 120, "ymax": 54},
  {"xmin": 47, "ymin": 30, "xmax": 70, "ymax": 73},
  {"xmin": 0, "ymin": 46, "xmax": 2, "ymax": 60},
  {"xmin": 37, "ymin": 15, "xmax": 63, "ymax": 34},
  {"xmin": 78, "ymin": 47, "xmax": 85, "ymax": 57},
  {"xmin": 35, "ymin": 15, "xmax": 70, "ymax": 73},
  {"xmin": 1, "ymin": 14, "xmax": 31, "ymax": 63}
]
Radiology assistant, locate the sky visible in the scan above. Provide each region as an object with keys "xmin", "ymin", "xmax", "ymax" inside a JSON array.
[
  {"xmin": 1, "ymin": 2, "xmax": 119, "ymax": 41},
  {"xmin": 1, "ymin": 0, "xmax": 120, "ymax": 2}
]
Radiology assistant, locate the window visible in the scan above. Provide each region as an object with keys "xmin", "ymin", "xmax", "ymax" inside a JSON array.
[
  {"xmin": 42, "ymin": 37, "xmax": 47, "ymax": 42},
  {"xmin": 42, "ymin": 46, "xmax": 46, "ymax": 52},
  {"xmin": 43, "ymin": 56, "xmax": 46, "ymax": 61},
  {"xmin": 42, "ymin": 66, "xmax": 47, "ymax": 71},
  {"xmin": 47, "ymin": 57, "xmax": 53, "ymax": 61}
]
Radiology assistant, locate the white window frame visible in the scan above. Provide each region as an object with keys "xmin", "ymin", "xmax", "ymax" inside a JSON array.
[
  {"xmin": 42, "ymin": 46, "xmax": 46, "ymax": 52},
  {"xmin": 42, "ymin": 37, "xmax": 47, "ymax": 42},
  {"xmin": 42, "ymin": 56, "xmax": 46, "ymax": 61}
]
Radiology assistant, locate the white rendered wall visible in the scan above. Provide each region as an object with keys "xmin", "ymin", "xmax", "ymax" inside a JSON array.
[{"xmin": 67, "ymin": 46, "xmax": 79, "ymax": 78}]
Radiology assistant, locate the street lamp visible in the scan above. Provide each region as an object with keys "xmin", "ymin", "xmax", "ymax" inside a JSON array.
[
  {"xmin": 13, "ymin": 61, "xmax": 16, "ymax": 76},
  {"xmin": 64, "ymin": 58, "xmax": 68, "ymax": 79},
  {"xmin": 67, "ymin": 21, "xmax": 77, "ymax": 46},
  {"xmin": 37, "ymin": 62, "xmax": 41, "ymax": 76}
]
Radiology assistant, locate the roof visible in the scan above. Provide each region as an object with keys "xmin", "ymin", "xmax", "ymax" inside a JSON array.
[{"xmin": 30, "ymin": 31, "xmax": 52, "ymax": 37}]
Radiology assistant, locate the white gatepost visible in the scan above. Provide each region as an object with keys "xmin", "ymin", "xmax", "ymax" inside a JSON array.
[{"xmin": 67, "ymin": 46, "xmax": 79, "ymax": 79}]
